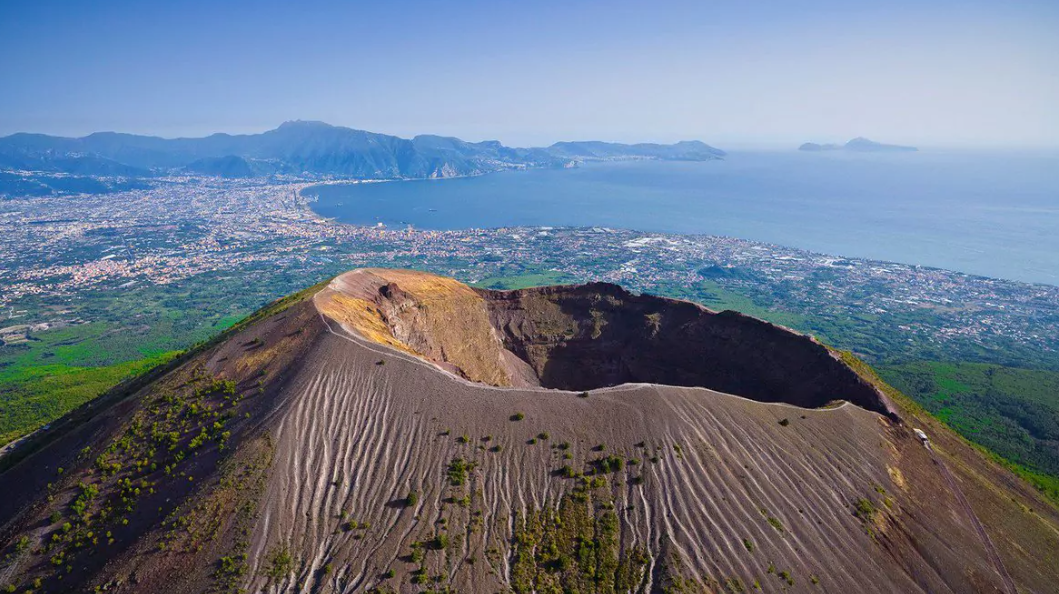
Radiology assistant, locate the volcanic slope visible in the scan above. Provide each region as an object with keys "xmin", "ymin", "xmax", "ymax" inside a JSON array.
[{"xmin": 1, "ymin": 268, "xmax": 1058, "ymax": 594}]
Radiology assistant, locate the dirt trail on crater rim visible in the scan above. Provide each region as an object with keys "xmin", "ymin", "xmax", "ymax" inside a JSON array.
[{"xmin": 1, "ymin": 268, "xmax": 1058, "ymax": 594}]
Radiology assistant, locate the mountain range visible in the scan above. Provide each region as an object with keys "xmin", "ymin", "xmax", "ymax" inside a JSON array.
[
  {"xmin": 1, "ymin": 268, "xmax": 1055, "ymax": 593},
  {"xmin": 798, "ymin": 137, "xmax": 918, "ymax": 153},
  {"xmin": 0, "ymin": 121, "xmax": 726, "ymax": 181}
]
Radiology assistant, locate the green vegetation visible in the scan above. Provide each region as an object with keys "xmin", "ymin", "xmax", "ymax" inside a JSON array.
[
  {"xmin": 879, "ymin": 362, "xmax": 1059, "ymax": 479},
  {"xmin": 0, "ymin": 271, "xmax": 333, "ymax": 448},
  {"xmin": 556, "ymin": 465, "xmax": 579, "ymax": 479},
  {"xmin": 0, "ymin": 352, "xmax": 178, "ymax": 445},
  {"xmin": 669, "ymin": 280, "xmax": 807, "ymax": 331},
  {"xmin": 215, "ymin": 553, "xmax": 249, "ymax": 585},
  {"xmin": 993, "ymin": 460, "xmax": 1059, "ymax": 505},
  {"xmin": 430, "ymin": 533, "xmax": 449, "ymax": 550},
  {"xmin": 405, "ymin": 490, "xmax": 419, "ymax": 508},
  {"xmin": 265, "ymin": 545, "xmax": 294, "ymax": 578},
  {"xmin": 766, "ymin": 516, "xmax": 784, "ymax": 533},
  {"xmin": 842, "ymin": 352, "xmax": 1059, "ymax": 507},
  {"xmin": 3, "ymin": 364, "xmax": 266, "ymax": 588},
  {"xmin": 591, "ymin": 455, "xmax": 624, "ymax": 474},
  {"xmin": 447, "ymin": 458, "xmax": 473, "ymax": 487},
  {"xmin": 853, "ymin": 498, "xmax": 877, "ymax": 523},
  {"xmin": 471, "ymin": 270, "xmax": 575, "ymax": 291},
  {"xmin": 725, "ymin": 577, "xmax": 746, "ymax": 592},
  {"xmin": 409, "ymin": 542, "xmax": 425, "ymax": 563},
  {"xmin": 510, "ymin": 488, "xmax": 648, "ymax": 594}
]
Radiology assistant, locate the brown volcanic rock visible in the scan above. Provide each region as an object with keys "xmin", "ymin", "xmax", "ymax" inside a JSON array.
[
  {"xmin": 316, "ymin": 268, "xmax": 535, "ymax": 386},
  {"xmin": 0, "ymin": 269, "xmax": 1056, "ymax": 594}
]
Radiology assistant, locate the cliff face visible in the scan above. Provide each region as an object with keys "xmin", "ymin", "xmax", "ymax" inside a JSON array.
[
  {"xmin": 315, "ymin": 268, "xmax": 533, "ymax": 387},
  {"xmin": 479, "ymin": 282, "xmax": 895, "ymax": 416},
  {"xmin": 0, "ymin": 269, "xmax": 1056, "ymax": 594},
  {"xmin": 315, "ymin": 269, "xmax": 895, "ymax": 416}
]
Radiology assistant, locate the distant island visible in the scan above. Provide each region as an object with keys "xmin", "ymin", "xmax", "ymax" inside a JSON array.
[
  {"xmin": 799, "ymin": 137, "xmax": 918, "ymax": 152},
  {"xmin": 0, "ymin": 121, "xmax": 725, "ymax": 194}
]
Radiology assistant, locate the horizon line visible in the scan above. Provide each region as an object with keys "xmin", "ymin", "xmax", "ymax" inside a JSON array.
[{"xmin": 2, "ymin": 120, "xmax": 1057, "ymax": 152}]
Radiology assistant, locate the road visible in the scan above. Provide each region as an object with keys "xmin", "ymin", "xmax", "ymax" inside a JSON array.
[{"xmin": 925, "ymin": 439, "xmax": 1018, "ymax": 594}]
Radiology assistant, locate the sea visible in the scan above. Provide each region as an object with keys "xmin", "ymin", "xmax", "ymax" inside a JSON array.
[{"xmin": 305, "ymin": 150, "xmax": 1059, "ymax": 286}]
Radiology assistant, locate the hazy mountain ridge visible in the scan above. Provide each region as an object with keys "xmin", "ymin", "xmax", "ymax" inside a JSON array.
[
  {"xmin": 799, "ymin": 137, "xmax": 918, "ymax": 152},
  {"xmin": 0, "ymin": 121, "xmax": 726, "ymax": 183},
  {"xmin": 548, "ymin": 139, "xmax": 726, "ymax": 161}
]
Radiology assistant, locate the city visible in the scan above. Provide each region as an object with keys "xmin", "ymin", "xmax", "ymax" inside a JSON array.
[{"xmin": 2, "ymin": 176, "xmax": 1056, "ymax": 366}]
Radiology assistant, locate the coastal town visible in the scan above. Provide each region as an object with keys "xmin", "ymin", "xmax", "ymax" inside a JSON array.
[{"xmin": 2, "ymin": 176, "xmax": 1057, "ymax": 367}]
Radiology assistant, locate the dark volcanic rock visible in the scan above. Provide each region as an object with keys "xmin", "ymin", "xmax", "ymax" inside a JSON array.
[{"xmin": 480, "ymin": 282, "xmax": 896, "ymax": 417}]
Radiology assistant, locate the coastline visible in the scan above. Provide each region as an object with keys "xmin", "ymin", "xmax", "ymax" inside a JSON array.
[{"xmin": 296, "ymin": 155, "xmax": 1059, "ymax": 287}]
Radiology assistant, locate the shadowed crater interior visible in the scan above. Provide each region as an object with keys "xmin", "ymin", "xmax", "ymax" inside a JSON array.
[{"xmin": 479, "ymin": 282, "xmax": 895, "ymax": 416}]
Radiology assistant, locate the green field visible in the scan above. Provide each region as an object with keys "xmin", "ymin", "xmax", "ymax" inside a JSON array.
[
  {"xmin": 879, "ymin": 362, "xmax": 1059, "ymax": 479},
  {"xmin": 0, "ymin": 271, "xmax": 340, "ymax": 447},
  {"xmin": 0, "ymin": 299, "xmax": 239, "ymax": 445},
  {"xmin": 0, "ymin": 353, "xmax": 178, "ymax": 444},
  {"xmin": 471, "ymin": 270, "xmax": 576, "ymax": 290},
  {"xmin": 655, "ymin": 280, "xmax": 810, "ymax": 330},
  {"xmin": 0, "ymin": 277, "xmax": 263, "ymax": 445}
]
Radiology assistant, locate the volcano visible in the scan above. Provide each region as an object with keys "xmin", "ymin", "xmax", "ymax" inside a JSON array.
[{"xmin": 1, "ymin": 269, "xmax": 1056, "ymax": 593}]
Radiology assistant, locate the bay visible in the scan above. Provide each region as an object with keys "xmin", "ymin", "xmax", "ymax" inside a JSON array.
[{"xmin": 306, "ymin": 150, "xmax": 1059, "ymax": 286}]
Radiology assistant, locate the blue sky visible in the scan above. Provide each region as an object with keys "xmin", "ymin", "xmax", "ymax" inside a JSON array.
[{"xmin": 1, "ymin": 0, "xmax": 1057, "ymax": 147}]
